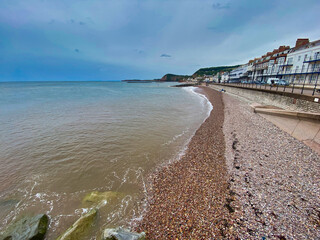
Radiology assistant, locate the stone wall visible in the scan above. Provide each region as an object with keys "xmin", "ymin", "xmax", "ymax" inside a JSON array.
[{"xmin": 211, "ymin": 85, "xmax": 320, "ymax": 113}]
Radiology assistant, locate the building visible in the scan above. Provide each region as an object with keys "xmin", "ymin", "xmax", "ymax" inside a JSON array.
[
  {"xmin": 204, "ymin": 75, "xmax": 214, "ymax": 82},
  {"xmin": 251, "ymin": 45, "xmax": 290, "ymax": 82},
  {"xmin": 247, "ymin": 38, "xmax": 320, "ymax": 85},
  {"xmin": 221, "ymin": 72, "xmax": 229, "ymax": 83},
  {"xmin": 279, "ymin": 39, "xmax": 320, "ymax": 85},
  {"xmin": 229, "ymin": 64, "xmax": 249, "ymax": 82}
]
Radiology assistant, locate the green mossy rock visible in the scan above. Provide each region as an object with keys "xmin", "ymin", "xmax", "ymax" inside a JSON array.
[
  {"xmin": 82, "ymin": 191, "xmax": 124, "ymax": 208},
  {"xmin": 102, "ymin": 227, "xmax": 146, "ymax": 240},
  {"xmin": 56, "ymin": 208, "xmax": 97, "ymax": 240},
  {"xmin": 1, "ymin": 214, "xmax": 49, "ymax": 240}
]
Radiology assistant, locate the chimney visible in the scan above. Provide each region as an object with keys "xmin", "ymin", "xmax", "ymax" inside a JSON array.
[{"xmin": 295, "ymin": 38, "xmax": 309, "ymax": 48}]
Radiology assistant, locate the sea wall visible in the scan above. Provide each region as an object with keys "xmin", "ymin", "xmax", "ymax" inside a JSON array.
[{"xmin": 210, "ymin": 84, "xmax": 320, "ymax": 113}]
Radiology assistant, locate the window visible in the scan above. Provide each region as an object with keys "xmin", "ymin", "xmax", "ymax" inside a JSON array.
[
  {"xmin": 304, "ymin": 54, "xmax": 308, "ymax": 61},
  {"xmin": 287, "ymin": 58, "xmax": 293, "ymax": 64},
  {"xmin": 295, "ymin": 66, "xmax": 299, "ymax": 72},
  {"xmin": 298, "ymin": 55, "xmax": 301, "ymax": 61},
  {"xmin": 278, "ymin": 57, "xmax": 285, "ymax": 64}
]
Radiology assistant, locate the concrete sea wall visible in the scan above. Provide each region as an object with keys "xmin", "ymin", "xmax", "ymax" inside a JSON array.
[{"xmin": 211, "ymin": 84, "xmax": 320, "ymax": 113}]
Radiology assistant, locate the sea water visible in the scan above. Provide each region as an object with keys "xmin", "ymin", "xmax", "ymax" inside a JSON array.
[{"xmin": 0, "ymin": 81, "xmax": 211, "ymax": 238}]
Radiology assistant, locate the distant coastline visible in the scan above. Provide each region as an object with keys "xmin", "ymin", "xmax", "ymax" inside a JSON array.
[{"xmin": 122, "ymin": 80, "xmax": 155, "ymax": 83}]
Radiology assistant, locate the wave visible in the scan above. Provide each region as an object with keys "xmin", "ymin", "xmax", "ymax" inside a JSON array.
[{"xmin": 182, "ymin": 86, "xmax": 213, "ymax": 121}]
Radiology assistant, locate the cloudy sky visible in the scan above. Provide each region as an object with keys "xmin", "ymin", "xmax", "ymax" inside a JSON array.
[{"xmin": 1, "ymin": 0, "xmax": 320, "ymax": 81}]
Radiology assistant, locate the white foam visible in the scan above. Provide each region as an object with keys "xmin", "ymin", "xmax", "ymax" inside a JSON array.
[
  {"xmin": 168, "ymin": 86, "xmax": 213, "ymax": 163},
  {"xmin": 161, "ymin": 129, "xmax": 188, "ymax": 146},
  {"xmin": 129, "ymin": 86, "xmax": 214, "ymax": 227},
  {"xmin": 182, "ymin": 86, "xmax": 213, "ymax": 121}
]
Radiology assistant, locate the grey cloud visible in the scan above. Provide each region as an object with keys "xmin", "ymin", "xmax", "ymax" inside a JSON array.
[
  {"xmin": 79, "ymin": 21, "xmax": 86, "ymax": 25},
  {"xmin": 0, "ymin": 0, "xmax": 319, "ymax": 81},
  {"xmin": 160, "ymin": 54, "xmax": 171, "ymax": 58}
]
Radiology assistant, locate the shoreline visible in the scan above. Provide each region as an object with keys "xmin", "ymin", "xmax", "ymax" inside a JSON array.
[
  {"xmin": 134, "ymin": 86, "xmax": 235, "ymax": 239},
  {"xmin": 133, "ymin": 86, "xmax": 320, "ymax": 239}
]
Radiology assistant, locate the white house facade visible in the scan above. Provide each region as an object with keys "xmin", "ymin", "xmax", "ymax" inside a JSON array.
[
  {"xmin": 280, "ymin": 39, "xmax": 320, "ymax": 84},
  {"xmin": 229, "ymin": 64, "xmax": 248, "ymax": 82}
]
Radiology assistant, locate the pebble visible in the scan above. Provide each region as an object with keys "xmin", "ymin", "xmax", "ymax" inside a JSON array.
[{"xmin": 132, "ymin": 87, "xmax": 320, "ymax": 240}]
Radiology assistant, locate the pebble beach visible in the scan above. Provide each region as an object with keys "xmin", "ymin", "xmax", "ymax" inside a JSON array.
[{"xmin": 134, "ymin": 86, "xmax": 320, "ymax": 239}]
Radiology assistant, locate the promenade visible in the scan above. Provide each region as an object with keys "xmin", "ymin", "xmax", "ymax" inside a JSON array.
[{"xmin": 218, "ymin": 83, "xmax": 320, "ymax": 99}]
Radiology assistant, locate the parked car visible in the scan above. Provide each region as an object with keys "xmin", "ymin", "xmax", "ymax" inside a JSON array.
[
  {"xmin": 266, "ymin": 78, "xmax": 281, "ymax": 85},
  {"xmin": 277, "ymin": 80, "xmax": 289, "ymax": 86}
]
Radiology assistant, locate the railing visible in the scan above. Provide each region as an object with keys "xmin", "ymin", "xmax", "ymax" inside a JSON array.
[
  {"xmin": 215, "ymin": 80, "xmax": 320, "ymax": 96},
  {"xmin": 278, "ymin": 68, "xmax": 320, "ymax": 75},
  {"xmin": 304, "ymin": 55, "xmax": 320, "ymax": 62}
]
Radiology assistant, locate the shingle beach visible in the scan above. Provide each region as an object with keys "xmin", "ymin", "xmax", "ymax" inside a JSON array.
[{"xmin": 135, "ymin": 86, "xmax": 320, "ymax": 239}]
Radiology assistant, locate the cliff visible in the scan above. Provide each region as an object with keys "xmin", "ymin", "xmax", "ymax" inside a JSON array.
[{"xmin": 160, "ymin": 74, "xmax": 189, "ymax": 82}]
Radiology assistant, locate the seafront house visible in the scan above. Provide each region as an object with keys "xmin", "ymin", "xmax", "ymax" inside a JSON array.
[
  {"xmin": 204, "ymin": 75, "xmax": 214, "ymax": 82},
  {"xmin": 279, "ymin": 38, "xmax": 320, "ymax": 85},
  {"xmin": 246, "ymin": 38, "xmax": 320, "ymax": 85},
  {"xmin": 221, "ymin": 72, "xmax": 229, "ymax": 83},
  {"xmin": 228, "ymin": 64, "xmax": 249, "ymax": 83},
  {"xmin": 250, "ymin": 45, "xmax": 290, "ymax": 83}
]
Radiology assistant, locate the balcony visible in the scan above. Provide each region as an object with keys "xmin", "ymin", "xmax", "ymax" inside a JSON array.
[
  {"xmin": 304, "ymin": 55, "xmax": 320, "ymax": 63},
  {"xmin": 278, "ymin": 67, "xmax": 320, "ymax": 75},
  {"xmin": 279, "ymin": 62, "xmax": 293, "ymax": 67}
]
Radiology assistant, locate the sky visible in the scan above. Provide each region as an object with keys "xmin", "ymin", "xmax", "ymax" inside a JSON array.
[{"xmin": 0, "ymin": 0, "xmax": 320, "ymax": 81}]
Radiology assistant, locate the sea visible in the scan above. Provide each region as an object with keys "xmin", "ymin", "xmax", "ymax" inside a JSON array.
[{"xmin": 0, "ymin": 81, "xmax": 212, "ymax": 239}]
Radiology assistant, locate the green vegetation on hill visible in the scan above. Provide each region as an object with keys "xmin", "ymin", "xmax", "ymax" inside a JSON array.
[
  {"xmin": 193, "ymin": 65, "xmax": 240, "ymax": 77},
  {"xmin": 158, "ymin": 65, "xmax": 241, "ymax": 82}
]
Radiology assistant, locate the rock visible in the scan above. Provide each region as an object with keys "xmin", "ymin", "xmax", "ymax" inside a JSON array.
[
  {"xmin": 0, "ymin": 199, "xmax": 20, "ymax": 207},
  {"xmin": 56, "ymin": 208, "xmax": 97, "ymax": 240},
  {"xmin": 102, "ymin": 227, "xmax": 146, "ymax": 240},
  {"xmin": 1, "ymin": 214, "xmax": 49, "ymax": 240},
  {"xmin": 82, "ymin": 191, "xmax": 124, "ymax": 208}
]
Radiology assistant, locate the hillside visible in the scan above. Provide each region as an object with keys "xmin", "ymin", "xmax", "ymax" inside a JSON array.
[
  {"xmin": 192, "ymin": 65, "xmax": 240, "ymax": 77},
  {"xmin": 158, "ymin": 65, "xmax": 241, "ymax": 82},
  {"xmin": 160, "ymin": 74, "xmax": 189, "ymax": 82}
]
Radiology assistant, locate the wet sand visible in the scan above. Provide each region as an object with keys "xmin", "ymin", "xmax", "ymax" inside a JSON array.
[{"xmin": 135, "ymin": 87, "xmax": 234, "ymax": 239}]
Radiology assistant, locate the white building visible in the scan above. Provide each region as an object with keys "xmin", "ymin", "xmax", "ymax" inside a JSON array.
[
  {"xmin": 229, "ymin": 64, "xmax": 248, "ymax": 82},
  {"xmin": 280, "ymin": 39, "xmax": 320, "ymax": 84},
  {"xmin": 251, "ymin": 45, "xmax": 290, "ymax": 83},
  {"xmin": 212, "ymin": 73, "xmax": 220, "ymax": 82},
  {"xmin": 204, "ymin": 75, "xmax": 214, "ymax": 82},
  {"xmin": 221, "ymin": 72, "xmax": 229, "ymax": 83}
]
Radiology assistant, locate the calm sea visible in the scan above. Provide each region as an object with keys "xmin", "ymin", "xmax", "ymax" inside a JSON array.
[{"xmin": 0, "ymin": 81, "xmax": 211, "ymax": 238}]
